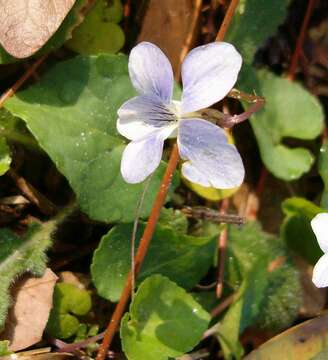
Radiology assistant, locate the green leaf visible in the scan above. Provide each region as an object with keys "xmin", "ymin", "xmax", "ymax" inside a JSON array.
[
  {"xmin": 243, "ymin": 69, "xmax": 324, "ymax": 180},
  {"xmin": 91, "ymin": 223, "xmax": 216, "ymax": 302},
  {"xmin": 46, "ymin": 283, "xmax": 92, "ymax": 339},
  {"xmin": 0, "ymin": 221, "xmax": 56, "ymax": 328},
  {"xmin": 0, "ymin": 137, "xmax": 11, "ymax": 176},
  {"xmin": 5, "ymin": 54, "xmax": 178, "ymax": 223},
  {"xmin": 218, "ymin": 222, "xmax": 301, "ymax": 359},
  {"xmin": 225, "ymin": 0, "xmax": 289, "ymax": 64},
  {"xmin": 0, "ymin": 0, "xmax": 87, "ymax": 64},
  {"xmin": 66, "ymin": 0, "xmax": 125, "ymax": 55},
  {"xmin": 0, "ymin": 340, "xmax": 12, "ymax": 356},
  {"xmin": 281, "ymin": 197, "xmax": 324, "ymax": 264},
  {"xmin": 282, "ymin": 215, "xmax": 322, "ymax": 265},
  {"xmin": 218, "ymin": 264, "xmax": 268, "ymax": 359},
  {"xmin": 282, "ymin": 197, "xmax": 324, "ymax": 219},
  {"xmin": 191, "ymin": 291, "xmax": 218, "ymax": 313},
  {"xmin": 227, "ymin": 222, "xmax": 301, "ymax": 329},
  {"xmin": 120, "ymin": 275, "xmax": 210, "ymax": 360},
  {"xmin": 158, "ymin": 208, "xmax": 188, "ymax": 235},
  {"xmin": 319, "ymin": 141, "xmax": 328, "ymax": 208}
]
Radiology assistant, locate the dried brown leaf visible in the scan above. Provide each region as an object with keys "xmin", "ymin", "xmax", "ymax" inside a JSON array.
[
  {"xmin": 245, "ymin": 315, "xmax": 328, "ymax": 360},
  {"xmin": 0, "ymin": 0, "xmax": 76, "ymax": 58},
  {"xmin": 58, "ymin": 271, "xmax": 90, "ymax": 290},
  {"xmin": 1, "ymin": 269, "xmax": 58, "ymax": 351}
]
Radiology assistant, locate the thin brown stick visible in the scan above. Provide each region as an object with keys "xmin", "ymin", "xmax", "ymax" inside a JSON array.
[
  {"xmin": 8, "ymin": 169, "xmax": 57, "ymax": 215},
  {"xmin": 215, "ymin": 0, "xmax": 239, "ymax": 42},
  {"xmin": 287, "ymin": 0, "xmax": 315, "ymax": 81},
  {"xmin": 178, "ymin": 0, "xmax": 203, "ymax": 77},
  {"xmin": 210, "ymin": 292, "xmax": 236, "ymax": 318},
  {"xmin": 216, "ymin": 198, "xmax": 230, "ymax": 298},
  {"xmin": 256, "ymin": 167, "xmax": 268, "ymax": 197},
  {"xmin": 0, "ymin": 54, "xmax": 48, "ymax": 107},
  {"xmin": 96, "ymin": 144, "xmax": 180, "ymax": 360},
  {"xmin": 182, "ymin": 206, "xmax": 245, "ymax": 225}
]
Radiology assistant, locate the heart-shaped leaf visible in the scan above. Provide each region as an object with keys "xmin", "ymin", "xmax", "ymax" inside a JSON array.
[
  {"xmin": 5, "ymin": 54, "xmax": 178, "ymax": 223},
  {"xmin": 91, "ymin": 222, "xmax": 216, "ymax": 302},
  {"xmin": 242, "ymin": 69, "xmax": 324, "ymax": 180},
  {"xmin": 120, "ymin": 275, "xmax": 210, "ymax": 360}
]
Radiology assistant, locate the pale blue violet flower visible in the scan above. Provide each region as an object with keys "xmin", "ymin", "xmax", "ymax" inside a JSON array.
[
  {"xmin": 117, "ymin": 41, "xmax": 244, "ymax": 188},
  {"xmin": 311, "ymin": 213, "xmax": 328, "ymax": 287}
]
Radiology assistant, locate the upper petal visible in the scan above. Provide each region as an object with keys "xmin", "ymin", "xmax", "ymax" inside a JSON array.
[
  {"xmin": 129, "ymin": 42, "xmax": 174, "ymax": 103},
  {"xmin": 311, "ymin": 213, "xmax": 328, "ymax": 253},
  {"xmin": 181, "ymin": 42, "xmax": 242, "ymax": 113},
  {"xmin": 312, "ymin": 253, "xmax": 328, "ymax": 288},
  {"xmin": 178, "ymin": 118, "xmax": 244, "ymax": 189},
  {"xmin": 117, "ymin": 95, "xmax": 177, "ymax": 141},
  {"xmin": 121, "ymin": 125, "xmax": 176, "ymax": 184}
]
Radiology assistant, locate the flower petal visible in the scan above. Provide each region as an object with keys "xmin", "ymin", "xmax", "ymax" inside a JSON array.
[
  {"xmin": 129, "ymin": 42, "xmax": 174, "ymax": 103},
  {"xmin": 117, "ymin": 95, "xmax": 177, "ymax": 141},
  {"xmin": 181, "ymin": 42, "xmax": 242, "ymax": 113},
  {"xmin": 178, "ymin": 118, "xmax": 244, "ymax": 188},
  {"xmin": 311, "ymin": 213, "xmax": 328, "ymax": 253},
  {"xmin": 312, "ymin": 253, "xmax": 328, "ymax": 288},
  {"xmin": 121, "ymin": 125, "xmax": 176, "ymax": 184}
]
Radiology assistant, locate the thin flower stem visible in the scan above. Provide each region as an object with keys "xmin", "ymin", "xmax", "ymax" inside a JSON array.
[
  {"xmin": 216, "ymin": 198, "xmax": 230, "ymax": 298},
  {"xmin": 215, "ymin": 0, "xmax": 239, "ymax": 42},
  {"xmin": 131, "ymin": 175, "xmax": 152, "ymax": 299},
  {"xmin": 287, "ymin": 0, "xmax": 315, "ymax": 81},
  {"xmin": 96, "ymin": 144, "xmax": 180, "ymax": 360}
]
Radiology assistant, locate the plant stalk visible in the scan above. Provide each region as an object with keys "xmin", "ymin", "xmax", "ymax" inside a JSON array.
[{"xmin": 96, "ymin": 144, "xmax": 180, "ymax": 360}]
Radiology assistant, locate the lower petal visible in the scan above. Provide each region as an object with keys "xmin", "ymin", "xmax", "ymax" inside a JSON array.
[
  {"xmin": 121, "ymin": 125, "xmax": 176, "ymax": 184},
  {"xmin": 312, "ymin": 253, "xmax": 328, "ymax": 288},
  {"xmin": 178, "ymin": 118, "xmax": 244, "ymax": 189}
]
